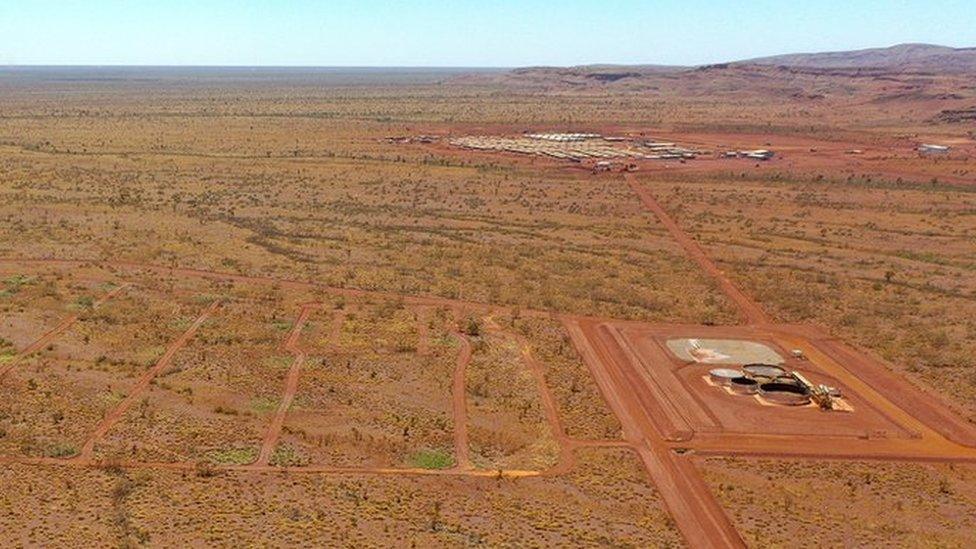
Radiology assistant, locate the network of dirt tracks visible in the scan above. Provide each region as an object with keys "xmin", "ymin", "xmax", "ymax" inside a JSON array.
[
  {"xmin": 0, "ymin": 258, "xmax": 589, "ymax": 478},
  {"xmin": 3, "ymin": 170, "xmax": 976, "ymax": 548}
]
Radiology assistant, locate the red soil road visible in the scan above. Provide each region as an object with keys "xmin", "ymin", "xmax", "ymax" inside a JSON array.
[
  {"xmin": 563, "ymin": 317, "xmax": 745, "ymax": 549},
  {"xmin": 600, "ymin": 323, "xmax": 696, "ymax": 441},
  {"xmin": 75, "ymin": 299, "xmax": 220, "ymax": 463},
  {"xmin": 484, "ymin": 317, "xmax": 577, "ymax": 474},
  {"xmin": 514, "ymin": 335, "xmax": 577, "ymax": 474},
  {"xmin": 625, "ymin": 173, "xmax": 769, "ymax": 325},
  {"xmin": 255, "ymin": 303, "xmax": 318, "ymax": 466},
  {"xmin": 567, "ymin": 438, "xmax": 633, "ymax": 449},
  {"xmin": 450, "ymin": 329, "xmax": 473, "ymax": 470},
  {"xmin": 566, "ymin": 316, "xmax": 976, "ymax": 545},
  {"xmin": 682, "ymin": 432, "xmax": 976, "ymax": 463},
  {"xmin": 0, "ymin": 283, "xmax": 129, "ymax": 380}
]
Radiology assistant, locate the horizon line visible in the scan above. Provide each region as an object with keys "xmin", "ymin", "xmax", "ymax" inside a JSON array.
[
  {"xmin": 0, "ymin": 64, "xmax": 515, "ymax": 69},
  {"xmin": 1, "ymin": 42, "xmax": 972, "ymax": 72}
]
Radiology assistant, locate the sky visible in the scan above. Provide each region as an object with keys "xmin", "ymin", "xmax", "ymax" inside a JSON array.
[{"xmin": 1, "ymin": 0, "xmax": 974, "ymax": 67}]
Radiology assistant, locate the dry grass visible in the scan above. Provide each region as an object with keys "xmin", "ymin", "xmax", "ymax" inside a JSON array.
[
  {"xmin": 0, "ymin": 448, "xmax": 682, "ymax": 547},
  {"xmin": 700, "ymin": 457, "xmax": 976, "ymax": 547},
  {"xmin": 277, "ymin": 300, "xmax": 457, "ymax": 468},
  {"xmin": 506, "ymin": 314, "xmax": 623, "ymax": 440},
  {"xmin": 466, "ymin": 322, "xmax": 560, "ymax": 470}
]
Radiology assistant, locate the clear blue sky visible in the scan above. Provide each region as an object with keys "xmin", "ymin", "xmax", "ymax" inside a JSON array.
[{"xmin": 1, "ymin": 0, "xmax": 974, "ymax": 67}]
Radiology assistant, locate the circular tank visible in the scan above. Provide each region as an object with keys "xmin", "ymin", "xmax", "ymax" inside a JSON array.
[
  {"xmin": 773, "ymin": 375, "xmax": 800, "ymax": 385},
  {"xmin": 709, "ymin": 368, "xmax": 742, "ymax": 385},
  {"xmin": 759, "ymin": 382, "xmax": 811, "ymax": 406},
  {"xmin": 743, "ymin": 364, "xmax": 787, "ymax": 380},
  {"xmin": 729, "ymin": 376, "xmax": 759, "ymax": 395}
]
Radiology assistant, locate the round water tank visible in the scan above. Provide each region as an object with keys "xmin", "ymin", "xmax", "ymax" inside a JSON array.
[
  {"xmin": 729, "ymin": 376, "xmax": 759, "ymax": 395},
  {"xmin": 759, "ymin": 382, "xmax": 811, "ymax": 406},
  {"xmin": 743, "ymin": 364, "xmax": 786, "ymax": 380},
  {"xmin": 709, "ymin": 368, "xmax": 743, "ymax": 385}
]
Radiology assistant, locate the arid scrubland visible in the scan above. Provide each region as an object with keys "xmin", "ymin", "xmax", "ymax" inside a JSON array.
[
  {"xmin": 700, "ymin": 457, "xmax": 976, "ymax": 547},
  {"xmin": 1, "ymin": 67, "xmax": 975, "ymax": 546},
  {"xmin": 0, "ymin": 75, "xmax": 738, "ymax": 324},
  {"xmin": 276, "ymin": 300, "xmax": 458, "ymax": 469},
  {"xmin": 0, "ymin": 448, "xmax": 682, "ymax": 547},
  {"xmin": 0, "ymin": 258, "xmax": 678, "ymax": 545}
]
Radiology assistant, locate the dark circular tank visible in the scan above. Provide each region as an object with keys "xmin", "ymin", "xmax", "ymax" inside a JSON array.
[
  {"xmin": 759, "ymin": 382, "xmax": 811, "ymax": 406},
  {"xmin": 729, "ymin": 376, "xmax": 759, "ymax": 395},
  {"xmin": 773, "ymin": 375, "xmax": 800, "ymax": 385}
]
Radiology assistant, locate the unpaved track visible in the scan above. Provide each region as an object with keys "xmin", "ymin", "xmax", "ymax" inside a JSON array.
[
  {"xmin": 625, "ymin": 174, "xmax": 769, "ymax": 325},
  {"xmin": 255, "ymin": 304, "xmax": 317, "ymax": 466},
  {"xmin": 567, "ymin": 438, "xmax": 633, "ymax": 448},
  {"xmin": 564, "ymin": 317, "xmax": 745, "ymax": 549},
  {"xmin": 0, "ymin": 283, "xmax": 129, "ymax": 380},
  {"xmin": 484, "ymin": 317, "xmax": 577, "ymax": 474},
  {"xmin": 515, "ymin": 337, "xmax": 578, "ymax": 475},
  {"xmin": 450, "ymin": 329, "xmax": 473, "ymax": 470},
  {"xmin": 686, "ymin": 432, "xmax": 976, "ymax": 462},
  {"xmin": 76, "ymin": 299, "xmax": 219, "ymax": 463}
]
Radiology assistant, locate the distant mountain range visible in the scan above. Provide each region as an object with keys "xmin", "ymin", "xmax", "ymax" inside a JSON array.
[
  {"xmin": 512, "ymin": 43, "xmax": 976, "ymax": 75},
  {"xmin": 736, "ymin": 43, "xmax": 976, "ymax": 72},
  {"xmin": 450, "ymin": 44, "xmax": 976, "ymax": 127}
]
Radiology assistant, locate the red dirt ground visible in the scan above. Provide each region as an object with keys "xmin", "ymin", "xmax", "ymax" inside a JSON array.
[{"xmin": 1, "ymin": 162, "xmax": 975, "ymax": 547}]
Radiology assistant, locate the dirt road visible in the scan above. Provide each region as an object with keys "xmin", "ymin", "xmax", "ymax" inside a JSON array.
[
  {"xmin": 76, "ymin": 299, "xmax": 219, "ymax": 463},
  {"xmin": 563, "ymin": 317, "xmax": 745, "ymax": 548},
  {"xmin": 255, "ymin": 303, "xmax": 317, "ymax": 466},
  {"xmin": 484, "ymin": 317, "xmax": 577, "ymax": 474},
  {"xmin": 625, "ymin": 174, "xmax": 769, "ymax": 325},
  {"xmin": 450, "ymin": 329, "xmax": 473, "ymax": 470},
  {"xmin": 0, "ymin": 283, "xmax": 129, "ymax": 380}
]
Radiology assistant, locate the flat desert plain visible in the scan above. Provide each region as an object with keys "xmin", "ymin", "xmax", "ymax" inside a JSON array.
[{"xmin": 0, "ymin": 64, "xmax": 975, "ymax": 547}]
